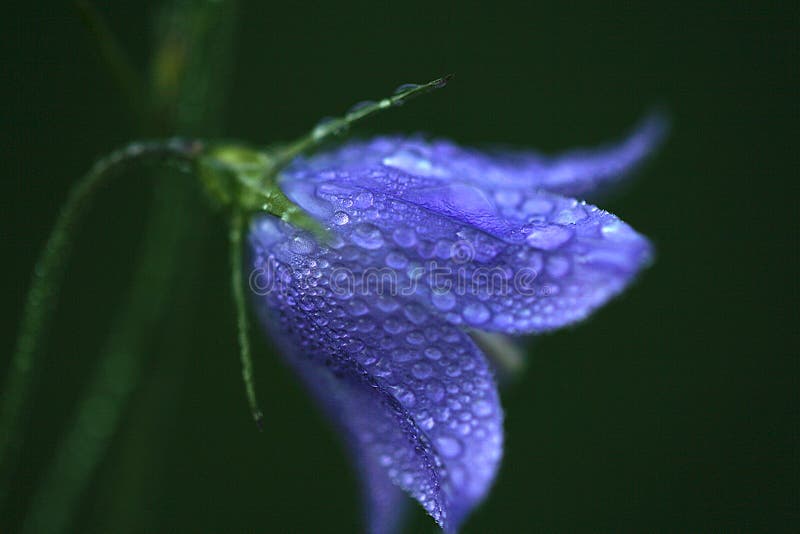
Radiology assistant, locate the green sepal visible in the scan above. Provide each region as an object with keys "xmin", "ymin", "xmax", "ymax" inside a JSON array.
[{"xmin": 199, "ymin": 143, "xmax": 325, "ymax": 238}]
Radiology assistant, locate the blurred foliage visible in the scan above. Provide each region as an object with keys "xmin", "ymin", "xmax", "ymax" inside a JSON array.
[{"xmin": 1, "ymin": 0, "xmax": 796, "ymax": 532}]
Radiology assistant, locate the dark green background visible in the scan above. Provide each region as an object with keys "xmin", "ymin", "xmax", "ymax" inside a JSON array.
[{"xmin": 2, "ymin": 1, "xmax": 796, "ymax": 532}]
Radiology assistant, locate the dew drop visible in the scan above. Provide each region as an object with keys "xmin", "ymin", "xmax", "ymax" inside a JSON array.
[
  {"xmin": 376, "ymin": 295, "xmax": 400, "ymax": 313},
  {"xmin": 348, "ymin": 338, "xmax": 366, "ymax": 353},
  {"xmin": 433, "ymin": 240, "xmax": 454, "ymax": 259},
  {"xmin": 383, "ymin": 148, "xmax": 441, "ymax": 177},
  {"xmin": 347, "ymin": 100, "xmax": 376, "ymax": 115},
  {"xmin": 393, "ymin": 83, "xmax": 421, "ymax": 95},
  {"xmin": 525, "ymin": 224, "xmax": 573, "ymax": 250},
  {"xmin": 356, "ymin": 318, "xmax": 376, "ymax": 333},
  {"xmin": 406, "ymin": 331, "xmax": 425, "ymax": 345},
  {"xmin": 397, "ymin": 388, "xmax": 416, "ymax": 407},
  {"xmin": 495, "ymin": 189, "xmax": 522, "ymax": 207},
  {"xmin": 348, "ymin": 299, "xmax": 369, "ymax": 316},
  {"xmin": 522, "ymin": 198, "xmax": 553, "ymax": 214},
  {"xmin": 424, "ymin": 347, "xmax": 443, "ymax": 361},
  {"xmin": 419, "ymin": 416, "xmax": 435, "ymax": 430},
  {"xmin": 463, "ymin": 302, "xmax": 490, "ymax": 325},
  {"xmin": 472, "ymin": 399, "xmax": 493, "ymax": 417},
  {"xmin": 317, "ymin": 182, "xmax": 355, "ymax": 197},
  {"xmin": 289, "ymin": 236, "xmax": 316, "ymax": 255},
  {"xmin": 492, "ymin": 313, "xmax": 515, "ymax": 329},
  {"xmin": 425, "ymin": 380, "xmax": 445, "ymax": 402},
  {"xmin": 383, "ymin": 318, "xmax": 404, "ymax": 334},
  {"xmin": 354, "ymin": 191, "xmax": 374, "ymax": 208},
  {"xmin": 431, "ymin": 290, "xmax": 456, "ymax": 311},
  {"xmin": 312, "ymin": 116, "xmax": 345, "ymax": 139},
  {"xmin": 411, "ymin": 362, "xmax": 434, "ymax": 380},
  {"xmin": 435, "ymin": 436, "xmax": 463, "ymax": 458},
  {"xmin": 601, "ymin": 220, "xmax": 637, "ymax": 241},
  {"xmin": 546, "ymin": 255, "xmax": 571, "ymax": 278},
  {"xmin": 332, "ymin": 211, "xmax": 350, "ymax": 225},
  {"xmin": 351, "ymin": 223, "xmax": 384, "ymax": 250},
  {"xmin": 403, "ymin": 303, "xmax": 428, "ymax": 325},
  {"xmin": 392, "ymin": 227, "xmax": 418, "ymax": 247},
  {"xmin": 385, "ymin": 251, "xmax": 408, "ymax": 269},
  {"xmin": 444, "ymin": 364, "xmax": 461, "ymax": 378},
  {"xmin": 554, "ymin": 206, "xmax": 587, "ymax": 224},
  {"xmin": 393, "ymin": 349, "xmax": 418, "ymax": 363}
]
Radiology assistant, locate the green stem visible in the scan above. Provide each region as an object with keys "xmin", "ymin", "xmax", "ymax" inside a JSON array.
[
  {"xmin": 230, "ymin": 210, "xmax": 264, "ymax": 429},
  {"xmin": 274, "ymin": 74, "xmax": 452, "ymax": 166},
  {"xmin": 0, "ymin": 140, "xmax": 201, "ymax": 505}
]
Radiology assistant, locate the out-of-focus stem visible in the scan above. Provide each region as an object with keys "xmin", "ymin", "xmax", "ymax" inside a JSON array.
[
  {"xmin": 0, "ymin": 140, "xmax": 201, "ymax": 506},
  {"xmin": 13, "ymin": 1, "xmax": 239, "ymax": 532}
]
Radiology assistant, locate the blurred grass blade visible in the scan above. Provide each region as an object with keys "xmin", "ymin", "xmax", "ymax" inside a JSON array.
[
  {"xmin": 0, "ymin": 141, "xmax": 201, "ymax": 506},
  {"xmin": 16, "ymin": 1, "xmax": 239, "ymax": 532},
  {"xmin": 76, "ymin": 1, "xmax": 150, "ymax": 129}
]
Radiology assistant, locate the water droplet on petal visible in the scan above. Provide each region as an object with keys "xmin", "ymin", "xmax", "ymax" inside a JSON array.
[
  {"xmin": 332, "ymin": 211, "xmax": 350, "ymax": 225},
  {"xmin": 354, "ymin": 190, "xmax": 374, "ymax": 208},
  {"xmin": 317, "ymin": 182, "xmax": 356, "ymax": 198},
  {"xmin": 412, "ymin": 362, "xmax": 434, "ymax": 379},
  {"xmin": 289, "ymin": 235, "xmax": 316, "ymax": 255},
  {"xmin": 403, "ymin": 303, "xmax": 428, "ymax": 325},
  {"xmin": 495, "ymin": 190, "xmax": 522, "ymax": 207},
  {"xmin": 431, "ymin": 290, "xmax": 456, "ymax": 311},
  {"xmin": 424, "ymin": 347, "xmax": 443, "ymax": 361},
  {"xmin": 393, "ymin": 349, "xmax": 418, "ymax": 363},
  {"xmin": 554, "ymin": 206, "xmax": 587, "ymax": 224},
  {"xmin": 392, "ymin": 227, "xmax": 418, "ymax": 247},
  {"xmin": 492, "ymin": 313, "xmax": 515, "ymax": 329},
  {"xmin": 546, "ymin": 255, "xmax": 571, "ymax": 278},
  {"xmin": 472, "ymin": 399, "xmax": 493, "ymax": 417},
  {"xmin": 376, "ymin": 295, "xmax": 400, "ymax": 313},
  {"xmin": 383, "ymin": 318, "xmax": 404, "ymax": 334},
  {"xmin": 385, "ymin": 251, "xmax": 408, "ymax": 269},
  {"xmin": 525, "ymin": 224, "xmax": 573, "ymax": 250},
  {"xmin": 522, "ymin": 198, "xmax": 553, "ymax": 214},
  {"xmin": 382, "ymin": 147, "xmax": 443, "ymax": 178},
  {"xmin": 435, "ymin": 436, "xmax": 463, "ymax": 458},
  {"xmin": 396, "ymin": 388, "xmax": 416, "ymax": 407},
  {"xmin": 601, "ymin": 220, "xmax": 638, "ymax": 241},
  {"xmin": 348, "ymin": 299, "xmax": 369, "ymax": 316},
  {"xmin": 426, "ymin": 380, "xmax": 445, "ymax": 402},
  {"xmin": 351, "ymin": 223, "xmax": 384, "ymax": 250},
  {"xmin": 406, "ymin": 331, "xmax": 425, "ymax": 345},
  {"xmin": 463, "ymin": 302, "xmax": 490, "ymax": 325}
]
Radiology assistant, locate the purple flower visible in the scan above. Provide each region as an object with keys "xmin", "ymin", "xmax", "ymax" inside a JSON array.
[{"xmin": 248, "ymin": 115, "xmax": 664, "ymax": 533}]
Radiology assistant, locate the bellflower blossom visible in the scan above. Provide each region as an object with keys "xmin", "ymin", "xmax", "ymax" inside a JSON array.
[{"xmin": 247, "ymin": 116, "xmax": 664, "ymax": 533}]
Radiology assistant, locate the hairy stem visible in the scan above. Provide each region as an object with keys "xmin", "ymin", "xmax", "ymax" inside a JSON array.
[
  {"xmin": 230, "ymin": 210, "xmax": 264, "ymax": 429},
  {"xmin": 274, "ymin": 74, "xmax": 452, "ymax": 166}
]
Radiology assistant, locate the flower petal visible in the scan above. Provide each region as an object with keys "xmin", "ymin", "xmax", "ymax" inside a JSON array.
[
  {"xmin": 268, "ymin": 336, "xmax": 410, "ymax": 534},
  {"xmin": 249, "ymin": 216, "xmax": 504, "ymax": 532},
  {"xmin": 285, "ymin": 113, "xmax": 666, "ymax": 199},
  {"xmin": 280, "ymin": 170, "xmax": 652, "ymax": 335}
]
